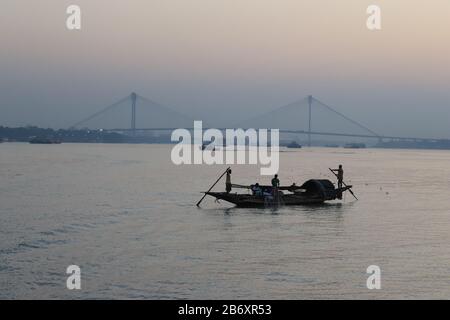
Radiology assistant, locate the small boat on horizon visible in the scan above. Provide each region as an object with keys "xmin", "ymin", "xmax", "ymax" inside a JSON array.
[
  {"xmin": 344, "ymin": 143, "xmax": 366, "ymax": 149},
  {"xmin": 29, "ymin": 137, "xmax": 62, "ymax": 144},
  {"xmin": 286, "ymin": 141, "xmax": 302, "ymax": 149}
]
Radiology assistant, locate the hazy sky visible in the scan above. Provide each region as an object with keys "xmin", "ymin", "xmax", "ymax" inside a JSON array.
[{"xmin": 1, "ymin": 0, "xmax": 450, "ymax": 138}]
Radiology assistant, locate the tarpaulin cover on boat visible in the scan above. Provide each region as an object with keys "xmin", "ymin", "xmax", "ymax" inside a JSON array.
[{"xmin": 299, "ymin": 179, "xmax": 336, "ymax": 198}]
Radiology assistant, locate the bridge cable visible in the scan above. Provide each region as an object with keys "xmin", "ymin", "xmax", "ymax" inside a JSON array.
[
  {"xmin": 233, "ymin": 97, "xmax": 308, "ymax": 128},
  {"xmin": 136, "ymin": 94, "xmax": 206, "ymax": 127},
  {"xmin": 69, "ymin": 95, "xmax": 131, "ymax": 129},
  {"xmin": 312, "ymin": 97, "xmax": 380, "ymax": 138}
]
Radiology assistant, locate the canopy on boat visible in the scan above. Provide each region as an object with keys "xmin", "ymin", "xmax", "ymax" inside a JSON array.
[{"xmin": 299, "ymin": 179, "xmax": 336, "ymax": 198}]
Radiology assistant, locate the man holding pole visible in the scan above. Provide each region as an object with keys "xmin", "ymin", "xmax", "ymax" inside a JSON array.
[
  {"xmin": 331, "ymin": 165, "xmax": 344, "ymax": 189},
  {"xmin": 225, "ymin": 168, "xmax": 232, "ymax": 193},
  {"xmin": 196, "ymin": 166, "xmax": 232, "ymax": 207},
  {"xmin": 329, "ymin": 165, "xmax": 358, "ymax": 201}
]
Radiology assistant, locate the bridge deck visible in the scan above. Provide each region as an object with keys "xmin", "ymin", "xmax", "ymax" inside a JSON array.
[{"xmin": 106, "ymin": 128, "xmax": 448, "ymax": 143}]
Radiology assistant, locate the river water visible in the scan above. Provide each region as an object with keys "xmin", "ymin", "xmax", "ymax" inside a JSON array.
[{"xmin": 1, "ymin": 143, "xmax": 450, "ymax": 299}]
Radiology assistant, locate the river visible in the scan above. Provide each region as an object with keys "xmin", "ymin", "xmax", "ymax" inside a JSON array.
[{"xmin": 1, "ymin": 143, "xmax": 449, "ymax": 299}]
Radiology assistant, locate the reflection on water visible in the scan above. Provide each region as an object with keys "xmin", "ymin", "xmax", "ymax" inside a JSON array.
[{"xmin": 1, "ymin": 143, "xmax": 450, "ymax": 299}]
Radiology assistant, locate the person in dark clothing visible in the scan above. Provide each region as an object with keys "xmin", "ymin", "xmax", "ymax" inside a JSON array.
[
  {"xmin": 225, "ymin": 169, "xmax": 232, "ymax": 193},
  {"xmin": 271, "ymin": 174, "xmax": 280, "ymax": 188},
  {"xmin": 251, "ymin": 183, "xmax": 262, "ymax": 196},
  {"xmin": 331, "ymin": 165, "xmax": 344, "ymax": 189}
]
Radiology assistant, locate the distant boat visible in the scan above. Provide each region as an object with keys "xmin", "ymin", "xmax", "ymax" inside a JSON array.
[
  {"xmin": 29, "ymin": 137, "xmax": 62, "ymax": 144},
  {"xmin": 286, "ymin": 141, "xmax": 302, "ymax": 149},
  {"xmin": 344, "ymin": 143, "xmax": 366, "ymax": 149}
]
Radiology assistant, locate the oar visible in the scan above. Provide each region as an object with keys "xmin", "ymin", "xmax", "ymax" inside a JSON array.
[
  {"xmin": 196, "ymin": 167, "xmax": 231, "ymax": 207},
  {"xmin": 328, "ymin": 168, "xmax": 358, "ymax": 200}
]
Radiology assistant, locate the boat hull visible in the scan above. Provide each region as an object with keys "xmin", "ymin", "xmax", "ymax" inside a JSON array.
[{"xmin": 206, "ymin": 192, "xmax": 328, "ymax": 208}]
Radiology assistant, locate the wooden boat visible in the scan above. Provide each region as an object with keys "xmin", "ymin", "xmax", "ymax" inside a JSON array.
[{"xmin": 205, "ymin": 179, "xmax": 352, "ymax": 208}]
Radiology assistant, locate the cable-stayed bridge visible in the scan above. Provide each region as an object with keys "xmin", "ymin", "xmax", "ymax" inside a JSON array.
[
  {"xmin": 70, "ymin": 92, "xmax": 197, "ymax": 133},
  {"xmin": 69, "ymin": 92, "xmax": 449, "ymax": 145}
]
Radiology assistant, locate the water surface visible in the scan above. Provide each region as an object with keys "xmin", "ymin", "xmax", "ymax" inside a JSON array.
[{"xmin": 1, "ymin": 143, "xmax": 450, "ymax": 299}]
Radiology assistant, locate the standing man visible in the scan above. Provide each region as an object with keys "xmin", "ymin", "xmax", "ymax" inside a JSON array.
[
  {"xmin": 271, "ymin": 174, "xmax": 281, "ymax": 204},
  {"xmin": 225, "ymin": 168, "xmax": 232, "ymax": 193},
  {"xmin": 271, "ymin": 174, "xmax": 280, "ymax": 188},
  {"xmin": 331, "ymin": 165, "xmax": 344, "ymax": 189}
]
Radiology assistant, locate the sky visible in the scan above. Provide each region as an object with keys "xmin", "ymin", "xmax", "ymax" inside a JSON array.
[{"xmin": 1, "ymin": 0, "xmax": 450, "ymax": 138}]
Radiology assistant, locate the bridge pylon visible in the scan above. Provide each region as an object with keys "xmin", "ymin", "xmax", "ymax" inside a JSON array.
[
  {"xmin": 308, "ymin": 95, "xmax": 313, "ymax": 147},
  {"xmin": 131, "ymin": 92, "xmax": 137, "ymax": 136}
]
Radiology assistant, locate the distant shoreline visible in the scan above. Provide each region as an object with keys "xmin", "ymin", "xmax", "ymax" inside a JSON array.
[
  {"xmin": 0, "ymin": 126, "xmax": 171, "ymax": 144},
  {"xmin": 2, "ymin": 126, "xmax": 450, "ymax": 150}
]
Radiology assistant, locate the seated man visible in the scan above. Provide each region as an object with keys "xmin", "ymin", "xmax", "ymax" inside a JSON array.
[
  {"xmin": 251, "ymin": 183, "xmax": 263, "ymax": 196},
  {"xmin": 262, "ymin": 187, "xmax": 273, "ymax": 200}
]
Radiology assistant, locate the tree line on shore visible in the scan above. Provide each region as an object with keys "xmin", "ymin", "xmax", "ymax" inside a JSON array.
[{"xmin": 0, "ymin": 126, "xmax": 170, "ymax": 143}]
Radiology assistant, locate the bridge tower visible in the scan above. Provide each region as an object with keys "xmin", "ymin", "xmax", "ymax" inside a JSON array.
[
  {"xmin": 131, "ymin": 92, "xmax": 137, "ymax": 136},
  {"xmin": 308, "ymin": 95, "xmax": 313, "ymax": 147}
]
